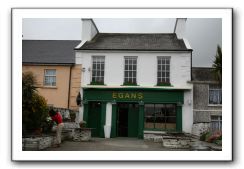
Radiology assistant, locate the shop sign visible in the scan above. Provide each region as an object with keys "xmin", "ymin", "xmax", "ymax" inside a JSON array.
[{"xmin": 112, "ymin": 92, "xmax": 143, "ymax": 100}]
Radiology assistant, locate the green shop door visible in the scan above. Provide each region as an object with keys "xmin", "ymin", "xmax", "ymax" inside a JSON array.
[
  {"xmin": 117, "ymin": 103, "xmax": 139, "ymax": 137},
  {"xmin": 88, "ymin": 102, "xmax": 101, "ymax": 137}
]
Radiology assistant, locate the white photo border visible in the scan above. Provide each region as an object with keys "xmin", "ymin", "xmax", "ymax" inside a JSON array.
[{"xmin": 12, "ymin": 8, "xmax": 232, "ymax": 161}]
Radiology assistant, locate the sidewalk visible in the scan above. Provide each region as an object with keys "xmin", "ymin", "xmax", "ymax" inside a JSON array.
[{"xmin": 45, "ymin": 137, "xmax": 222, "ymax": 151}]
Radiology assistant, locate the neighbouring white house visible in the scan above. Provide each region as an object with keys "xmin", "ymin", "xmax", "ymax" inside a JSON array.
[{"xmin": 75, "ymin": 18, "xmax": 193, "ymax": 139}]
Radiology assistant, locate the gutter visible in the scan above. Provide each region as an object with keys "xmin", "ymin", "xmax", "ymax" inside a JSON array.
[{"xmin": 74, "ymin": 49, "xmax": 193, "ymax": 52}]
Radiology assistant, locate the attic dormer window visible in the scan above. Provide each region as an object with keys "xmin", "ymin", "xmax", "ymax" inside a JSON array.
[{"xmin": 91, "ymin": 56, "xmax": 105, "ymax": 85}]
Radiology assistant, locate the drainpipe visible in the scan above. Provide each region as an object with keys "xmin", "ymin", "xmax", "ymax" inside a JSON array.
[
  {"xmin": 68, "ymin": 65, "xmax": 73, "ymax": 109},
  {"xmin": 191, "ymin": 51, "xmax": 192, "ymax": 81}
]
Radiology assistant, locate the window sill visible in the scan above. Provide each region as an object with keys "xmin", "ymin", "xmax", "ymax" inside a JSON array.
[
  {"xmin": 156, "ymin": 82, "xmax": 172, "ymax": 87},
  {"xmin": 122, "ymin": 83, "xmax": 139, "ymax": 86},
  {"xmin": 121, "ymin": 84, "xmax": 139, "ymax": 86},
  {"xmin": 208, "ymin": 104, "xmax": 222, "ymax": 107},
  {"xmin": 155, "ymin": 84, "xmax": 173, "ymax": 87},
  {"xmin": 88, "ymin": 83, "xmax": 106, "ymax": 86},
  {"xmin": 40, "ymin": 86, "xmax": 57, "ymax": 89}
]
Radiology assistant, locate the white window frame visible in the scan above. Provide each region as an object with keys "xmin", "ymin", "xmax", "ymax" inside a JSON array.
[
  {"xmin": 123, "ymin": 56, "xmax": 138, "ymax": 85},
  {"xmin": 157, "ymin": 56, "xmax": 171, "ymax": 85},
  {"xmin": 44, "ymin": 69, "xmax": 56, "ymax": 87},
  {"xmin": 210, "ymin": 115, "xmax": 222, "ymax": 132},
  {"xmin": 208, "ymin": 84, "xmax": 222, "ymax": 105},
  {"xmin": 91, "ymin": 56, "xmax": 105, "ymax": 84}
]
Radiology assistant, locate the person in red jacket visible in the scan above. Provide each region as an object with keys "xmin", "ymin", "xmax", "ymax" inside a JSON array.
[{"xmin": 49, "ymin": 109, "xmax": 64, "ymax": 147}]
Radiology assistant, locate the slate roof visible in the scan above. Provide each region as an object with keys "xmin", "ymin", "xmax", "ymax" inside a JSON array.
[
  {"xmin": 192, "ymin": 67, "xmax": 218, "ymax": 81},
  {"xmin": 77, "ymin": 33, "xmax": 190, "ymax": 51},
  {"xmin": 22, "ymin": 40, "xmax": 80, "ymax": 64}
]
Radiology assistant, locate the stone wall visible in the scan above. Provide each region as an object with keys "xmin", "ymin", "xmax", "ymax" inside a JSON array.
[
  {"xmin": 22, "ymin": 122, "xmax": 91, "ymax": 150},
  {"xmin": 192, "ymin": 123, "xmax": 210, "ymax": 136},
  {"xmin": 144, "ymin": 133, "xmax": 164, "ymax": 142},
  {"xmin": 23, "ymin": 136, "xmax": 55, "ymax": 150},
  {"xmin": 194, "ymin": 111, "xmax": 210, "ymax": 123},
  {"xmin": 193, "ymin": 83, "xmax": 222, "ymax": 110},
  {"xmin": 162, "ymin": 136, "xmax": 191, "ymax": 149}
]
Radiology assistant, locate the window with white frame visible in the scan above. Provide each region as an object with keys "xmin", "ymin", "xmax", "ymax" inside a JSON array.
[
  {"xmin": 157, "ymin": 56, "xmax": 170, "ymax": 85},
  {"xmin": 210, "ymin": 115, "xmax": 222, "ymax": 132},
  {"xmin": 44, "ymin": 69, "xmax": 56, "ymax": 86},
  {"xmin": 91, "ymin": 56, "xmax": 105, "ymax": 84},
  {"xmin": 124, "ymin": 56, "xmax": 137, "ymax": 85},
  {"xmin": 209, "ymin": 84, "xmax": 222, "ymax": 104}
]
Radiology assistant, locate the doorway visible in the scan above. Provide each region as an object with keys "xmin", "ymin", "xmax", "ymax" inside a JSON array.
[
  {"xmin": 117, "ymin": 103, "xmax": 128, "ymax": 137},
  {"xmin": 88, "ymin": 101, "xmax": 102, "ymax": 137},
  {"xmin": 117, "ymin": 103, "xmax": 139, "ymax": 137}
]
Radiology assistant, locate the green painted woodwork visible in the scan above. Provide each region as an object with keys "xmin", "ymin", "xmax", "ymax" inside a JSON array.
[
  {"xmin": 83, "ymin": 88, "xmax": 184, "ymax": 138},
  {"xmin": 128, "ymin": 104, "xmax": 139, "ymax": 137},
  {"xmin": 111, "ymin": 104, "xmax": 117, "ymax": 138},
  {"xmin": 83, "ymin": 103, "xmax": 88, "ymax": 123},
  {"xmin": 83, "ymin": 88, "xmax": 184, "ymax": 103},
  {"xmin": 138, "ymin": 104, "xmax": 144, "ymax": 138},
  {"xmin": 87, "ymin": 102, "xmax": 101, "ymax": 137},
  {"xmin": 176, "ymin": 106, "xmax": 182, "ymax": 132},
  {"xmin": 100, "ymin": 102, "xmax": 106, "ymax": 137}
]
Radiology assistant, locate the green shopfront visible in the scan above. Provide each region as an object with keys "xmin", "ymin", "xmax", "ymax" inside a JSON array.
[{"xmin": 82, "ymin": 87, "xmax": 184, "ymax": 139}]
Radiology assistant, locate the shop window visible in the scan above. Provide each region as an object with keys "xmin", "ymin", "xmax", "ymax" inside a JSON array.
[
  {"xmin": 157, "ymin": 56, "xmax": 171, "ymax": 86},
  {"xmin": 91, "ymin": 56, "xmax": 105, "ymax": 84},
  {"xmin": 44, "ymin": 69, "xmax": 56, "ymax": 86},
  {"xmin": 210, "ymin": 115, "xmax": 222, "ymax": 132},
  {"xmin": 144, "ymin": 104, "xmax": 176, "ymax": 130},
  {"xmin": 124, "ymin": 56, "xmax": 137, "ymax": 85},
  {"xmin": 209, "ymin": 84, "xmax": 222, "ymax": 105}
]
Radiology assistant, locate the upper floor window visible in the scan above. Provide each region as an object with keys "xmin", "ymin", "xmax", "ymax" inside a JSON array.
[
  {"xmin": 209, "ymin": 84, "xmax": 222, "ymax": 105},
  {"xmin": 124, "ymin": 56, "xmax": 137, "ymax": 85},
  {"xmin": 157, "ymin": 56, "xmax": 170, "ymax": 86},
  {"xmin": 44, "ymin": 69, "xmax": 56, "ymax": 86},
  {"xmin": 91, "ymin": 56, "xmax": 105, "ymax": 84}
]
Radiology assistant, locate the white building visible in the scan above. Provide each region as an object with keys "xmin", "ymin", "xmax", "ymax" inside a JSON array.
[{"xmin": 75, "ymin": 18, "xmax": 193, "ymax": 138}]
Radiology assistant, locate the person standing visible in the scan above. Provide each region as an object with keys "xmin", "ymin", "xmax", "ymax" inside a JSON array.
[{"xmin": 49, "ymin": 109, "xmax": 64, "ymax": 147}]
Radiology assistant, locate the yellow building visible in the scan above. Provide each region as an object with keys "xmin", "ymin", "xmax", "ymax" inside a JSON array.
[{"xmin": 22, "ymin": 40, "xmax": 81, "ymax": 110}]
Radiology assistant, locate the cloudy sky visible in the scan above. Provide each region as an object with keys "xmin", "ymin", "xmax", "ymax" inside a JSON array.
[{"xmin": 23, "ymin": 18, "xmax": 222, "ymax": 67}]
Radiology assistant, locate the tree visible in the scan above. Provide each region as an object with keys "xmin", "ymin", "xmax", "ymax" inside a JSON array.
[
  {"xmin": 22, "ymin": 72, "xmax": 48, "ymax": 135},
  {"xmin": 212, "ymin": 45, "xmax": 222, "ymax": 84}
]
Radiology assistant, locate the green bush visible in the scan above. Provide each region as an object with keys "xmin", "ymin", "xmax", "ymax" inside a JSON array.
[
  {"xmin": 22, "ymin": 72, "xmax": 48, "ymax": 135},
  {"xmin": 200, "ymin": 131, "xmax": 211, "ymax": 141}
]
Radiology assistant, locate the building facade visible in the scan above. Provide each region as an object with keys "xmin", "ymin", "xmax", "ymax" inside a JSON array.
[
  {"xmin": 22, "ymin": 40, "xmax": 81, "ymax": 110},
  {"xmin": 191, "ymin": 67, "xmax": 222, "ymax": 136},
  {"xmin": 75, "ymin": 19, "xmax": 193, "ymax": 138}
]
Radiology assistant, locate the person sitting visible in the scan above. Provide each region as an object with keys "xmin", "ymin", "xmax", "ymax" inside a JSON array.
[{"xmin": 49, "ymin": 109, "xmax": 64, "ymax": 147}]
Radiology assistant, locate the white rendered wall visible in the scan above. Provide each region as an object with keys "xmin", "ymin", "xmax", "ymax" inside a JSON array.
[
  {"xmin": 182, "ymin": 88, "xmax": 193, "ymax": 133},
  {"xmin": 105, "ymin": 102, "xmax": 112, "ymax": 126},
  {"xmin": 76, "ymin": 51, "xmax": 191, "ymax": 88}
]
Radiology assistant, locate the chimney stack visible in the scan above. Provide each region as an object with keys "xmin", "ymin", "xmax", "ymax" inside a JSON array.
[
  {"xmin": 174, "ymin": 18, "xmax": 187, "ymax": 39},
  {"xmin": 81, "ymin": 19, "xmax": 99, "ymax": 42}
]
